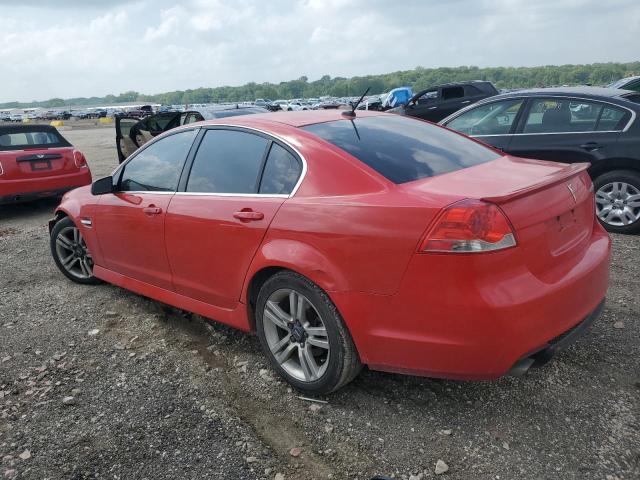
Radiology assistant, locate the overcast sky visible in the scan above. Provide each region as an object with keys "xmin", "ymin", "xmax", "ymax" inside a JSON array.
[{"xmin": 0, "ymin": 0, "xmax": 638, "ymax": 102}]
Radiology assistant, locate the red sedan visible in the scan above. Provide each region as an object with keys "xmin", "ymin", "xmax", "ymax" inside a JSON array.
[
  {"xmin": 48, "ymin": 110, "xmax": 610, "ymax": 394},
  {"xmin": 0, "ymin": 125, "xmax": 92, "ymax": 204}
]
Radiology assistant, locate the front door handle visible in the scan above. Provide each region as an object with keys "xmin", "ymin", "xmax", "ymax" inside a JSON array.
[
  {"xmin": 233, "ymin": 210, "xmax": 264, "ymax": 221},
  {"xmin": 143, "ymin": 205, "xmax": 162, "ymax": 215},
  {"xmin": 580, "ymin": 142, "xmax": 602, "ymax": 151}
]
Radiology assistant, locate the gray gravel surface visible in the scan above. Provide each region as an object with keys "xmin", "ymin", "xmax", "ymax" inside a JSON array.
[{"xmin": 1, "ymin": 126, "xmax": 638, "ymax": 479}]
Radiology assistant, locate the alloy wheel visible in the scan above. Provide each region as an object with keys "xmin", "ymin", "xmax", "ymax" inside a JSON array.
[
  {"xmin": 262, "ymin": 288, "xmax": 330, "ymax": 382},
  {"xmin": 55, "ymin": 226, "xmax": 94, "ymax": 280},
  {"xmin": 595, "ymin": 181, "xmax": 640, "ymax": 227}
]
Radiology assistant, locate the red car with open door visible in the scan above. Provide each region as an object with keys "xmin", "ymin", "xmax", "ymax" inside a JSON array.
[
  {"xmin": 0, "ymin": 125, "xmax": 92, "ymax": 204},
  {"xmin": 49, "ymin": 110, "xmax": 610, "ymax": 394}
]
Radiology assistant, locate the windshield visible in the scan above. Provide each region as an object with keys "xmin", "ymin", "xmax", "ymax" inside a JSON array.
[
  {"xmin": 0, "ymin": 126, "xmax": 71, "ymax": 151},
  {"xmin": 303, "ymin": 115, "xmax": 500, "ymax": 184}
]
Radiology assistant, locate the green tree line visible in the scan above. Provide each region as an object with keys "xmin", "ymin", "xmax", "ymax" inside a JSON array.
[{"xmin": 2, "ymin": 61, "xmax": 638, "ymax": 109}]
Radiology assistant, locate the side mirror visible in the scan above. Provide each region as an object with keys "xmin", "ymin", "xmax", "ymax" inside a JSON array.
[{"xmin": 91, "ymin": 176, "xmax": 114, "ymax": 195}]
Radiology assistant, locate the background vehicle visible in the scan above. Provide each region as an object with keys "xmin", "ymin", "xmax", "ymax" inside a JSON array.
[
  {"xmin": 115, "ymin": 105, "xmax": 269, "ymax": 162},
  {"xmin": 0, "ymin": 124, "xmax": 91, "ymax": 204},
  {"xmin": 440, "ymin": 86, "xmax": 640, "ymax": 234},
  {"xmin": 389, "ymin": 80, "xmax": 499, "ymax": 122},
  {"xmin": 51, "ymin": 110, "xmax": 609, "ymax": 394},
  {"xmin": 608, "ymin": 75, "xmax": 640, "ymax": 92},
  {"xmin": 126, "ymin": 105, "xmax": 154, "ymax": 118}
]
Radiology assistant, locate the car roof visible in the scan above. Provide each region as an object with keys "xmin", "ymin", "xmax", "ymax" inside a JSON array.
[
  {"xmin": 194, "ymin": 109, "xmax": 386, "ymax": 128},
  {"xmin": 494, "ymin": 86, "xmax": 632, "ymax": 99}
]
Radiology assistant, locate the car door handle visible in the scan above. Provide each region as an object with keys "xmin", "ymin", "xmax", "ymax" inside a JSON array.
[
  {"xmin": 461, "ymin": 100, "xmax": 471, "ymax": 104},
  {"xmin": 143, "ymin": 205, "xmax": 162, "ymax": 215},
  {"xmin": 580, "ymin": 142, "xmax": 602, "ymax": 151},
  {"xmin": 233, "ymin": 210, "xmax": 264, "ymax": 221},
  {"xmin": 428, "ymin": 106, "xmax": 438, "ymax": 110}
]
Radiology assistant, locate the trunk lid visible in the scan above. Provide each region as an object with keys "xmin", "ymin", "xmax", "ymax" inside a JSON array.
[
  {"xmin": 403, "ymin": 156, "xmax": 595, "ymax": 273},
  {"xmin": 0, "ymin": 147, "xmax": 79, "ymax": 179}
]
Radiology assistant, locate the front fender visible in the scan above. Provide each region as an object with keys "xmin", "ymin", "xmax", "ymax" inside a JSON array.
[{"xmin": 241, "ymin": 238, "xmax": 350, "ymax": 302}]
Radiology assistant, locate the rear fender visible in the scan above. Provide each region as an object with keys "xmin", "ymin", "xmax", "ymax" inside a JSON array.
[{"xmin": 241, "ymin": 238, "xmax": 349, "ymax": 303}]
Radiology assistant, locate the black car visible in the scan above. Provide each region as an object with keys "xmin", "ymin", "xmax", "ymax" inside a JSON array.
[
  {"xmin": 608, "ymin": 76, "xmax": 640, "ymax": 93},
  {"xmin": 115, "ymin": 106, "xmax": 269, "ymax": 162},
  {"xmin": 440, "ymin": 86, "xmax": 640, "ymax": 234},
  {"xmin": 388, "ymin": 80, "xmax": 498, "ymax": 122}
]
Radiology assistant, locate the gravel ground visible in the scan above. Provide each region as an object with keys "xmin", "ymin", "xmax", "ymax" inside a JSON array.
[{"xmin": 0, "ymin": 126, "xmax": 638, "ymax": 480}]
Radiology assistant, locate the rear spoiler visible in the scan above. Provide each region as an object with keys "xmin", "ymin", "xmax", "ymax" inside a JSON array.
[{"xmin": 481, "ymin": 162, "xmax": 590, "ymax": 204}]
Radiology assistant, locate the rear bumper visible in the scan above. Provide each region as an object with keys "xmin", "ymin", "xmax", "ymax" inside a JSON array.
[
  {"xmin": 507, "ymin": 299, "xmax": 604, "ymax": 376},
  {"xmin": 331, "ymin": 225, "xmax": 611, "ymax": 380},
  {"xmin": 0, "ymin": 169, "xmax": 91, "ymax": 204}
]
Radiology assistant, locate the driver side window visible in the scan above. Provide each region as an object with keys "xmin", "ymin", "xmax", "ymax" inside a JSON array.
[
  {"xmin": 446, "ymin": 99, "xmax": 523, "ymax": 136},
  {"xmin": 119, "ymin": 129, "xmax": 197, "ymax": 192}
]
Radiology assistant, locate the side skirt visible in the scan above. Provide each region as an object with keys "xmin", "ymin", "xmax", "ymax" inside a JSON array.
[{"xmin": 93, "ymin": 265, "xmax": 250, "ymax": 332}]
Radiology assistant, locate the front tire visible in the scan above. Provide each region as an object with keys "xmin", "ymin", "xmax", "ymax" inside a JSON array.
[
  {"xmin": 50, "ymin": 217, "xmax": 101, "ymax": 284},
  {"xmin": 255, "ymin": 271, "xmax": 361, "ymax": 394},
  {"xmin": 594, "ymin": 170, "xmax": 640, "ymax": 234}
]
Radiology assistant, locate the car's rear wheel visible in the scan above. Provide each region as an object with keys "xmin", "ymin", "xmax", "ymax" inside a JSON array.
[
  {"xmin": 50, "ymin": 217, "xmax": 101, "ymax": 284},
  {"xmin": 594, "ymin": 170, "xmax": 640, "ymax": 234},
  {"xmin": 255, "ymin": 271, "xmax": 361, "ymax": 394}
]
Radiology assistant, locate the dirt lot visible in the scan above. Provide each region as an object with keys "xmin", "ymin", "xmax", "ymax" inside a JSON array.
[{"xmin": 0, "ymin": 125, "xmax": 638, "ymax": 480}]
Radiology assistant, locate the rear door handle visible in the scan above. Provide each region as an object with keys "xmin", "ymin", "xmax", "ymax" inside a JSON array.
[
  {"xmin": 233, "ymin": 210, "xmax": 264, "ymax": 221},
  {"xmin": 580, "ymin": 142, "xmax": 602, "ymax": 151},
  {"xmin": 143, "ymin": 205, "xmax": 162, "ymax": 215},
  {"xmin": 461, "ymin": 100, "xmax": 471, "ymax": 104}
]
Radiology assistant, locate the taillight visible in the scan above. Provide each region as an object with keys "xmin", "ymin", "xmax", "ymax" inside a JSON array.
[
  {"xmin": 421, "ymin": 199, "xmax": 516, "ymax": 253},
  {"xmin": 73, "ymin": 150, "xmax": 87, "ymax": 168}
]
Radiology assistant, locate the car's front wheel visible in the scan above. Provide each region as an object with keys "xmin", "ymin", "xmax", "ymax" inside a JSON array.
[
  {"xmin": 255, "ymin": 271, "xmax": 361, "ymax": 394},
  {"xmin": 50, "ymin": 217, "xmax": 101, "ymax": 284},
  {"xmin": 594, "ymin": 170, "xmax": 640, "ymax": 234}
]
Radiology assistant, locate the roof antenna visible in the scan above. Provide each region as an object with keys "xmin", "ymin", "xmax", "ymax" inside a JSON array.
[{"xmin": 342, "ymin": 87, "xmax": 370, "ymax": 118}]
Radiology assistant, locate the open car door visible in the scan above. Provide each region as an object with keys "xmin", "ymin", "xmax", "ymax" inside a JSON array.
[
  {"xmin": 115, "ymin": 116, "xmax": 141, "ymax": 163},
  {"xmin": 116, "ymin": 112, "xmax": 203, "ymax": 163}
]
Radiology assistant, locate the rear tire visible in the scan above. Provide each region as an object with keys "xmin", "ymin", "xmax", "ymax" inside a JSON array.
[
  {"xmin": 50, "ymin": 217, "xmax": 101, "ymax": 285},
  {"xmin": 255, "ymin": 271, "xmax": 362, "ymax": 394},
  {"xmin": 594, "ymin": 170, "xmax": 640, "ymax": 234}
]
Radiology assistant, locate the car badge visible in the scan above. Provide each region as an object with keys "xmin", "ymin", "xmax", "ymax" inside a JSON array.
[
  {"xmin": 567, "ymin": 183, "xmax": 577, "ymax": 203},
  {"xmin": 37, "ymin": 154, "xmax": 44, "ymax": 159}
]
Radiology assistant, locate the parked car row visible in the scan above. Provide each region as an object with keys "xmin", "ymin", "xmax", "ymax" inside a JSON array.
[{"xmin": 3, "ymin": 77, "xmax": 638, "ymax": 395}]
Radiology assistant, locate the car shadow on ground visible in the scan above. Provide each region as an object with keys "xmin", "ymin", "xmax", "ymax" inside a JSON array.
[{"xmin": 0, "ymin": 197, "xmax": 60, "ymax": 225}]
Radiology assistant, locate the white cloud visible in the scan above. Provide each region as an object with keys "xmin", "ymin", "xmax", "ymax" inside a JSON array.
[{"xmin": 0, "ymin": 0, "xmax": 638, "ymax": 102}]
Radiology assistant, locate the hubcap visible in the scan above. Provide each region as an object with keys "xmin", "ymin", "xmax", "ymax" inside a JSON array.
[
  {"xmin": 55, "ymin": 226, "xmax": 94, "ymax": 279},
  {"xmin": 595, "ymin": 181, "xmax": 640, "ymax": 227},
  {"xmin": 263, "ymin": 288, "xmax": 329, "ymax": 382}
]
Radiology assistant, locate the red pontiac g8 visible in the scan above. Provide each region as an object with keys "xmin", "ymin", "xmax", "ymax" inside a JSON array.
[{"xmin": 48, "ymin": 110, "xmax": 610, "ymax": 394}]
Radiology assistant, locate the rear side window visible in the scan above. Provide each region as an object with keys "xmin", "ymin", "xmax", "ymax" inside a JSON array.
[
  {"xmin": 596, "ymin": 106, "xmax": 630, "ymax": 131},
  {"xmin": 523, "ymin": 98, "xmax": 630, "ymax": 133},
  {"xmin": 119, "ymin": 129, "xmax": 197, "ymax": 192},
  {"xmin": 186, "ymin": 129, "xmax": 269, "ymax": 193},
  {"xmin": 259, "ymin": 143, "xmax": 302, "ymax": 194},
  {"xmin": 303, "ymin": 115, "xmax": 500, "ymax": 184},
  {"xmin": 0, "ymin": 128, "xmax": 70, "ymax": 150},
  {"xmin": 442, "ymin": 86, "xmax": 465, "ymax": 100}
]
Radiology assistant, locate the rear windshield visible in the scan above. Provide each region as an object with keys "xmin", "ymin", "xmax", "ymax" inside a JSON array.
[
  {"xmin": 0, "ymin": 127, "xmax": 71, "ymax": 151},
  {"xmin": 302, "ymin": 115, "xmax": 500, "ymax": 183}
]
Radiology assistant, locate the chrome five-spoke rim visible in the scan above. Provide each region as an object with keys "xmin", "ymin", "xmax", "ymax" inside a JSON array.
[
  {"xmin": 263, "ymin": 288, "xmax": 330, "ymax": 382},
  {"xmin": 595, "ymin": 182, "xmax": 640, "ymax": 227},
  {"xmin": 55, "ymin": 225, "xmax": 93, "ymax": 279}
]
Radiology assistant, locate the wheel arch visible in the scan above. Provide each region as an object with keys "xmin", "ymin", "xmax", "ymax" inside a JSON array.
[
  {"xmin": 588, "ymin": 158, "xmax": 640, "ymax": 180},
  {"xmin": 242, "ymin": 239, "xmax": 350, "ymax": 331}
]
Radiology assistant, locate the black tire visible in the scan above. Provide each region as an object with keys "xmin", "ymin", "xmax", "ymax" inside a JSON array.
[
  {"xmin": 50, "ymin": 217, "xmax": 101, "ymax": 285},
  {"xmin": 593, "ymin": 169, "xmax": 640, "ymax": 234},
  {"xmin": 255, "ymin": 271, "xmax": 362, "ymax": 394}
]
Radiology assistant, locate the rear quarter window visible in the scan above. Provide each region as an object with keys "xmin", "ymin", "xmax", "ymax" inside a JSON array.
[{"xmin": 303, "ymin": 115, "xmax": 500, "ymax": 184}]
